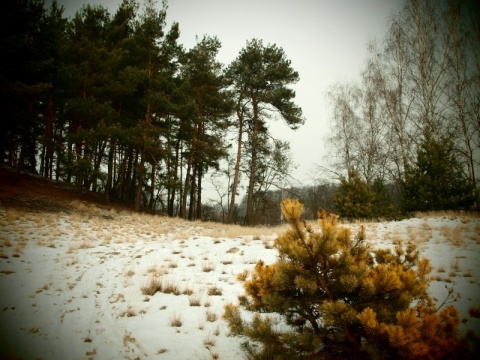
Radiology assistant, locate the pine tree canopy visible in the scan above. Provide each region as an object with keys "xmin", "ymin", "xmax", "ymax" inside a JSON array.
[
  {"xmin": 223, "ymin": 199, "xmax": 471, "ymax": 359},
  {"xmin": 402, "ymin": 135, "xmax": 476, "ymax": 212}
]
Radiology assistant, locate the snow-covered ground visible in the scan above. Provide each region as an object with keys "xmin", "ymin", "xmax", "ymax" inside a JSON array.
[{"xmin": 1, "ymin": 204, "xmax": 479, "ymax": 359}]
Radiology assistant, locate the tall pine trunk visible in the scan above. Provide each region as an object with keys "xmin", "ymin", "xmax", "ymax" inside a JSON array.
[
  {"xmin": 245, "ymin": 100, "xmax": 259, "ymax": 226},
  {"xmin": 168, "ymin": 138, "xmax": 181, "ymax": 216},
  {"xmin": 149, "ymin": 161, "xmax": 156, "ymax": 211},
  {"xmin": 135, "ymin": 149, "xmax": 145, "ymax": 211},
  {"xmin": 228, "ymin": 109, "xmax": 244, "ymax": 224},
  {"xmin": 105, "ymin": 136, "xmax": 115, "ymax": 202}
]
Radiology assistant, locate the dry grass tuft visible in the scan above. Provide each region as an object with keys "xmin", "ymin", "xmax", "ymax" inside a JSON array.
[
  {"xmin": 125, "ymin": 269, "xmax": 135, "ymax": 277},
  {"xmin": 160, "ymin": 278, "xmax": 182, "ymax": 295},
  {"xmin": 141, "ymin": 277, "xmax": 162, "ymax": 296},
  {"xmin": 450, "ymin": 259, "xmax": 460, "ymax": 272},
  {"xmin": 205, "ymin": 310, "xmax": 217, "ymax": 322},
  {"xmin": 119, "ymin": 305, "xmax": 137, "ymax": 318},
  {"xmin": 182, "ymin": 283, "xmax": 194, "ymax": 295},
  {"xmin": 208, "ymin": 285, "xmax": 222, "ymax": 296},
  {"xmin": 203, "ymin": 333, "xmax": 216, "ymax": 348},
  {"xmin": 188, "ymin": 293, "xmax": 202, "ymax": 306},
  {"xmin": 170, "ymin": 312, "xmax": 182, "ymax": 327},
  {"xmin": 146, "ymin": 264, "xmax": 166, "ymax": 277},
  {"xmin": 236, "ymin": 270, "xmax": 249, "ymax": 282},
  {"xmin": 2, "ymin": 238, "xmax": 12, "ymax": 247},
  {"xmin": 202, "ymin": 261, "xmax": 216, "ymax": 273}
]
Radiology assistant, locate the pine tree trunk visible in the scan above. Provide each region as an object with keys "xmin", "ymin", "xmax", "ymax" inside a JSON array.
[
  {"xmin": 196, "ymin": 164, "xmax": 202, "ymax": 221},
  {"xmin": 168, "ymin": 138, "xmax": 180, "ymax": 216},
  {"xmin": 182, "ymin": 127, "xmax": 197, "ymax": 219},
  {"xmin": 196, "ymin": 120, "xmax": 205, "ymax": 220},
  {"xmin": 45, "ymin": 93, "xmax": 54, "ymax": 179},
  {"xmin": 188, "ymin": 165, "xmax": 197, "ymax": 220},
  {"xmin": 245, "ymin": 100, "xmax": 259, "ymax": 226},
  {"xmin": 105, "ymin": 136, "xmax": 115, "ymax": 202},
  {"xmin": 149, "ymin": 161, "xmax": 156, "ymax": 211},
  {"xmin": 125, "ymin": 146, "xmax": 135, "ymax": 202},
  {"xmin": 228, "ymin": 111, "xmax": 243, "ymax": 224},
  {"xmin": 135, "ymin": 149, "xmax": 145, "ymax": 211}
]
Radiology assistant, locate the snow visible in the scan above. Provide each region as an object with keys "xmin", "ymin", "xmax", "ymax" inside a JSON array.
[{"xmin": 1, "ymin": 206, "xmax": 479, "ymax": 359}]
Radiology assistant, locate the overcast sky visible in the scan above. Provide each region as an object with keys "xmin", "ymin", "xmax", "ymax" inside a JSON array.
[{"xmin": 49, "ymin": 0, "xmax": 405, "ymax": 188}]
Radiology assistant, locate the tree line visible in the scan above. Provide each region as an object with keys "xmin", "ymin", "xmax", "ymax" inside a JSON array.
[
  {"xmin": 0, "ymin": 0, "xmax": 304, "ymax": 225},
  {"xmin": 3, "ymin": 0, "xmax": 478, "ymax": 225}
]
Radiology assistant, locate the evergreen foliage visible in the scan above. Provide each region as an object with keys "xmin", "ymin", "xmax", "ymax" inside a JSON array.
[
  {"xmin": 227, "ymin": 39, "xmax": 304, "ymax": 225},
  {"xmin": 0, "ymin": 1, "xmax": 301, "ymax": 221},
  {"xmin": 334, "ymin": 169, "xmax": 399, "ymax": 220},
  {"xmin": 333, "ymin": 169, "xmax": 376, "ymax": 219},
  {"xmin": 401, "ymin": 135, "xmax": 476, "ymax": 212},
  {"xmin": 223, "ymin": 199, "xmax": 469, "ymax": 359}
]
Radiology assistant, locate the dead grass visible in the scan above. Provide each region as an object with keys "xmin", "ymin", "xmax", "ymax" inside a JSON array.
[
  {"xmin": 180, "ymin": 282, "xmax": 193, "ymax": 295},
  {"xmin": 125, "ymin": 269, "xmax": 135, "ymax": 277},
  {"xmin": 0, "ymin": 270, "xmax": 15, "ymax": 275},
  {"xmin": 236, "ymin": 270, "xmax": 249, "ymax": 282},
  {"xmin": 205, "ymin": 310, "xmax": 217, "ymax": 322},
  {"xmin": 462, "ymin": 270, "xmax": 473, "ymax": 278},
  {"xmin": 414, "ymin": 210, "xmax": 480, "ymax": 219},
  {"xmin": 142, "ymin": 276, "xmax": 182, "ymax": 296},
  {"xmin": 204, "ymin": 298, "xmax": 211, "ymax": 308},
  {"xmin": 450, "ymin": 259, "xmax": 460, "ymax": 272},
  {"xmin": 203, "ymin": 333, "xmax": 216, "ymax": 348},
  {"xmin": 208, "ymin": 285, "xmax": 222, "ymax": 296},
  {"xmin": 119, "ymin": 305, "xmax": 137, "ymax": 318},
  {"xmin": 188, "ymin": 293, "xmax": 202, "ymax": 306},
  {"xmin": 440, "ymin": 226, "xmax": 465, "ymax": 247},
  {"xmin": 146, "ymin": 264, "xmax": 166, "ymax": 277},
  {"xmin": 170, "ymin": 312, "xmax": 182, "ymax": 327},
  {"xmin": 141, "ymin": 277, "xmax": 163, "ymax": 296},
  {"xmin": 202, "ymin": 261, "xmax": 216, "ymax": 273},
  {"xmin": 160, "ymin": 279, "xmax": 182, "ymax": 295}
]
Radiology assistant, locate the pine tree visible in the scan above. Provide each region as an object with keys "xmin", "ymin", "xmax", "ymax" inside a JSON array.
[
  {"xmin": 224, "ymin": 199, "xmax": 468, "ymax": 359},
  {"xmin": 227, "ymin": 39, "xmax": 304, "ymax": 225},
  {"xmin": 401, "ymin": 135, "xmax": 476, "ymax": 212},
  {"xmin": 334, "ymin": 168, "xmax": 377, "ymax": 219}
]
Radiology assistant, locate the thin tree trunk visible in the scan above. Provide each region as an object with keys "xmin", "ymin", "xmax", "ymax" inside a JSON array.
[
  {"xmin": 245, "ymin": 99, "xmax": 259, "ymax": 226},
  {"xmin": 105, "ymin": 136, "xmax": 115, "ymax": 202},
  {"xmin": 149, "ymin": 161, "xmax": 156, "ymax": 211},
  {"xmin": 196, "ymin": 164, "xmax": 202, "ymax": 221},
  {"xmin": 228, "ymin": 109, "xmax": 244, "ymax": 224},
  {"xmin": 196, "ymin": 120, "xmax": 205, "ymax": 221},
  {"xmin": 182, "ymin": 126, "xmax": 197, "ymax": 219},
  {"xmin": 188, "ymin": 165, "xmax": 197, "ymax": 220},
  {"xmin": 45, "ymin": 93, "xmax": 54, "ymax": 179},
  {"xmin": 168, "ymin": 138, "xmax": 180, "ymax": 216},
  {"xmin": 135, "ymin": 149, "xmax": 145, "ymax": 211}
]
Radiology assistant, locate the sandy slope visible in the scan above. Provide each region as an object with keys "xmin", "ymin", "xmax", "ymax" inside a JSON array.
[{"xmin": 1, "ymin": 206, "xmax": 479, "ymax": 359}]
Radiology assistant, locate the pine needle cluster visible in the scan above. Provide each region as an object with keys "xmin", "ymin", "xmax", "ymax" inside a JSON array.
[{"xmin": 224, "ymin": 199, "xmax": 470, "ymax": 359}]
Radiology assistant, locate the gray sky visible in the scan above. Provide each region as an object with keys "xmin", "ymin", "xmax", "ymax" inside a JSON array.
[{"xmin": 50, "ymin": 0, "xmax": 405, "ymax": 187}]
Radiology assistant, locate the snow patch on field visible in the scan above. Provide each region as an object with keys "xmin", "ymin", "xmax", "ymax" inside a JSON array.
[{"xmin": 1, "ymin": 208, "xmax": 479, "ymax": 359}]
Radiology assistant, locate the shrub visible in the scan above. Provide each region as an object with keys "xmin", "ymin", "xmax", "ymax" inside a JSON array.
[
  {"xmin": 401, "ymin": 135, "xmax": 476, "ymax": 212},
  {"xmin": 223, "ymin": 199, "xmax": 469, "ymax": 359},
  {"xmin": 333, "ymin": 168, "xmax": 376, "ymax": 219}
]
